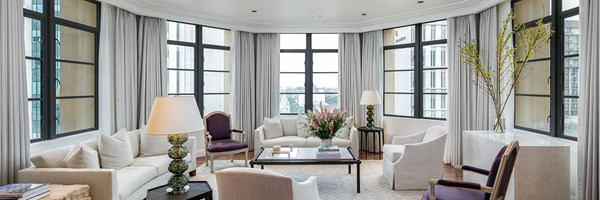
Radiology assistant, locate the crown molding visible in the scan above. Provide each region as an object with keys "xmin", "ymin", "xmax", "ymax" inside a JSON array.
[{"xmin": 99, "ymin": 0, "xmax": 506, "ymax": 33}]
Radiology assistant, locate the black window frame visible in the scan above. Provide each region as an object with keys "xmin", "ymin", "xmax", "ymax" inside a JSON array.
[
  {"xmin": 166, "ymin": 21, "xmax": 231, "ymax": 116},
  {"xmin": 279, "ymin": 33, "xmax": 339, "ymax": 115},
  {"xmin": 512, "ymin": 0, "xmax": 579, "ymax": 141},
  {"xmin": 383, "ymin": 20, "xmax": 448, "ymax": 120},
  {"xmin": 24, "ymin": 0, "xmax": 101, "ymax": 142}
]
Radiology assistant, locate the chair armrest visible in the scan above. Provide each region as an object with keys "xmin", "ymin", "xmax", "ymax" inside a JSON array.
[
  {"xmin": 232, "ymin": 129, "xmax": 244, "ymax": 133},
  {"xmin": 232, "ymin": 129, "xmax": 247, "ymax": 143},
  {"xmin": 392, "ymin": 130, "xmax": 426, "ymax": 145},
  {"xmin": 254, "ymin": 126, "xmax": 266, "ymax": 153},
  {"xmin": 18, "ymin": 167, "xmax": 118, "ymax": 200},
  {"xmin": 292, "ymin": 176, "xmax": 321, "ymax": 200},
  {"xmin": 456, "ymin": 165, "xmax": 490, "ymax": 176},
  {"xmin": 349, "ymin": 126, "xmax": 359, "ymax": 156}
]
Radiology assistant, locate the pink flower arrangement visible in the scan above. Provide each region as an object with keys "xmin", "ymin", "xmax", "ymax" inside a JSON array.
[{"xmin": 304, "ymin": 104, "xmax": 348, "ymax": 140}]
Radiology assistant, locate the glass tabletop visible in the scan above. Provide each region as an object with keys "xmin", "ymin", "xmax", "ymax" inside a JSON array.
[{"xmin": 255, "ymin": 147, "xmax": 356, "ymax": 161}]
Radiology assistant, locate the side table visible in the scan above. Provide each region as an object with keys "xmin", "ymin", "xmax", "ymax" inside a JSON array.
[
  {"xmin": 146, "ymin": 181, "xmax": 213, "ymax": 200},
  {"xmin": 357, "ymin": 127, "xmax": 384, "ymax": 159}
]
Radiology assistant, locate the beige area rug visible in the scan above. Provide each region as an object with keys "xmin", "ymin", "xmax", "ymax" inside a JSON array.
[{"xmin": 190, "ymin": 160, "xmax": 424, "ymax": 200}]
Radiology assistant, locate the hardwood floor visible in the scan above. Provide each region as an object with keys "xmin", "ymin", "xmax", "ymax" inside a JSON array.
[{"xmin": 196, "ymin": 150, "xmax": 463, "ymax": 181}]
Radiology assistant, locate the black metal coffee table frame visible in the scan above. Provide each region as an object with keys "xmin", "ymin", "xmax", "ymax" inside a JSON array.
[{"xmin": 250, "ymin": 147, "xmax": 362, "ymax": 193}]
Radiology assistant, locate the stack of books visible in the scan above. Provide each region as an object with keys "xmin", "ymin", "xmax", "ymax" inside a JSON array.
[
  {"xmin": 0, "ymin": 183, "xmax": 49, "ymax": 200},
  {"xmin": 316, "ymin": 146, "xmax": 341, "ymax": 159}
]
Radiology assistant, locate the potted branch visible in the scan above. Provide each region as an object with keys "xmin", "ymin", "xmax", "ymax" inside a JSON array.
[{"xmin": 459, "ymin": 11, "xmax": 553, "ymax": 132}]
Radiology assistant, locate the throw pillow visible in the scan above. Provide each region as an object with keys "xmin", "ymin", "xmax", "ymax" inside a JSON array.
[
  {"xmin": 139, "ymin": 125, "xmax": 172, "ymax": 157},
  {"xmin": 335, "ymin": 116, "xmax": 354, "ymax": 139},
  {"xmin": 63, "ymin": 144, "xmax": 100, "ymax": 169},
  {"xmin": 98, "ymin": 128, "xmax": 134, "ymax": 169},
  {"xmin": 296, "ymin": 114, "xmax": 309, "ymax": 137},
  {"xmin": 263, "ymin": 117, "xmax": 284, "ymax": 139}
]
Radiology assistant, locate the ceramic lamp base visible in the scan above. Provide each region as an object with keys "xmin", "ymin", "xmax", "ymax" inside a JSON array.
[
  {"xmin": 366, "ymin": 105, "xmax": 375, "ymax": 129},
  {"xmin": 166, "ymin": 133, "xmax": 189, "ymax": 194}
]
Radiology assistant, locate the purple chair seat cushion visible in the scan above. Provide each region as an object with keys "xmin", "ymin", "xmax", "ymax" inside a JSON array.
[
  {"xmin": 421, "ymin": 185, "xmax": 485, "ymax": 200},
  {"xmin": 207, "ymin": 139, "xmax": 248, "ymax": 153}
]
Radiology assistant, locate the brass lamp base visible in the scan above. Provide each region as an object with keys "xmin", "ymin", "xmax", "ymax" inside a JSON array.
[
  {"xmin": 366, "ymin": 104, "xmax": 375, "ymax": 129},
  {"xmin": 166, "ymin": 133, "xmax": 190, "ymax": 194}
]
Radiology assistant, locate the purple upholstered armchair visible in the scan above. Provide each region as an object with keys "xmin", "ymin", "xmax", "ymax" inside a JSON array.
[
  {"xmin": 422, "ymin": 140, "xmax": 520, "ymax": 200},
  {"xmin": 204, "ymin": 111, "xmax": 249, "ymax": 173}
]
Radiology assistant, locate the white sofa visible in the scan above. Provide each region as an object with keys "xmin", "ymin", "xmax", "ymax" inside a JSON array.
[
  {"xmin": 254, "ymin": 117, "xmax": 359, "ymax": 156},
  {"xmin": 382, "ymin": 125, "xmax": 447, "ymax": 190},
  {"xmin": 18, "ymin": 130, "xmax": 197, "ymax": 200}
]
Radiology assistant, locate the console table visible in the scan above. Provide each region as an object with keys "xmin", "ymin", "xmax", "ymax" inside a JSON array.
[{"xmin": 462, "ymin": 130, "xmax": 571, "ymax": 200}]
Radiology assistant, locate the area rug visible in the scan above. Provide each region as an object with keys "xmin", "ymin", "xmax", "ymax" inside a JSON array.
[{"xmin": 190, "ymin": 160, "xmax": 424, "ymax": 200}]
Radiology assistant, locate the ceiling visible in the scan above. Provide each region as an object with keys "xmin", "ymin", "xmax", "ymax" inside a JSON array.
[{"xmin": 102, "ymin": 0, "xmax": 503, "ymax": 32}]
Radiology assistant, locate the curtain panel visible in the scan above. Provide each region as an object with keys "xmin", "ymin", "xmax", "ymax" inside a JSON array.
[
  {"xmin": 255, "ymin": 33, "xmax": 280, "ymax": 127},
  {"xmin": 361, "ymin": 31, "xmax": 384, "ymax": 152},
  {"xmin": 0, "ymin": 0, "xmax": 31, "ymax": 184},
  {"xmin": 578, "ymin": 0, "xmax": 600, "ymax": 199},
  {"xmin": 339, "ymin": 33, "xmax": 362, "ymax": 127},
  {"xmin": 233, "ymin": 31, "xmax": 256, "ymax": 149}
]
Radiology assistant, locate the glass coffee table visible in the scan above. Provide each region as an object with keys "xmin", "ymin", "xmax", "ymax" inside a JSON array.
[{"xmin": 250, "ymin": 147, "xmax": 361, "ymax": 193}]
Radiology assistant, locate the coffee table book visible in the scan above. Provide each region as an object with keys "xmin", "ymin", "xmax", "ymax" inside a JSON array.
[{"xmin": 0, "ymin": 184, "xmax": 49, "ymax": 199}]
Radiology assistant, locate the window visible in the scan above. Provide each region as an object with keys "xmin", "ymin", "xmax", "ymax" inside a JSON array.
[
  {"xmin": 24, "ymin": 0, "xmax": 100, "ymax": 142},
  {"xmin": 166, "ymin": 22, "xmax": 231, "ymax": 115},
  {"xmin": 279, "ymin": 34, "xmax": 339, "ymax": 114},
  {"xmin": 383, "ymin": 20, "xmax": 448, "ymax": 119},
  {"xmin": 513, "ymin": 0, "xmax": 579, "ymax": 140}
]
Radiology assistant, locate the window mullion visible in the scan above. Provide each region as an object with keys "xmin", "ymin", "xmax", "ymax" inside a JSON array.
[
  {"xmin": 305, "ymin": 34, "xmax": 313, "ymax": 112},
  {"xmin": 415, "ymin": 24, "xmax": 423, "ymax": 118}
]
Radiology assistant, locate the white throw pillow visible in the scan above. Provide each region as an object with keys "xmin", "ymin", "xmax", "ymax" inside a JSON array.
[
  {"xmin": 335, "ymin": 116, "xmax": 354, "ymax": 139},
  {"xmin": 296, "ymin": 114, "xmax": 309, "ymax": 137},
  {"xmin": 63, "ymin": 144, "xmax": 100, "ymax": 169},
  {"xmin": 263, "ymin": 117, "xmax": 284, "ymax": 139},
  {"xmin": 140, "ymin": 125, "xmax": 171, "ymax": 157},
  {"xmin": 98, "ymin": 129, "xmax": 134, "ymax": 169}
]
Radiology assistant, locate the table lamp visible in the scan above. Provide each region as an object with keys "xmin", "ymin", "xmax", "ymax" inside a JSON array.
[
  {"xmin": 360, "ymin": 91, "xmax": 382, "ymax": 129},
  {"xmin": 146, "ymin": 96, "xmax": 204, "ymax": 194}
]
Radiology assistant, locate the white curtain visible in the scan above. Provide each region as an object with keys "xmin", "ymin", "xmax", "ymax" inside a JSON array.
[
  {"xmin": 137, "ymin": 16, "xmax": 167, "ymax": 127},
  {"xmin": 361, "ymin": 31, "xmax": 384, "ymax": 152},
  {"xmin": 578, "ymin": 0, "xmax": 600, "ymax": 199},
  {"xmin": 233, "ymin": 31, "xmax": 256, "ymax": 149},
  {"xmin": 339, "ymin": 33, "xmax": 362, "ymax": 127},
  {"xmin": 477, "ymin": 7, "xmax": 497, "ymax": 130},
  {"xmin": 114, "ymin": 8, "xmax": 139, "ymax": 131},
  {"xmin": 445, "ymin": 14, "xmax": 479, "ymax": 165},
  {"xmin": 255, "ymin": 33, "xmax": 280, "ymax": 127},
  {"xmin": 99, "ymin": 3, "xmax": 116, "ymax": 133},
  {"xmin": 0, "ymin": 0, "xmax": 31, "ymax": 184}
]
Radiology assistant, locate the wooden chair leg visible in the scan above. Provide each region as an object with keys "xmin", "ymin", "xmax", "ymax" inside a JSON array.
[
  {"xmin": 245, "ymin": 150, "xmax": 248, "ymax": 167},
  {"xmin": 230, "ymin": 154, "xmax": 233, "ymax": 162},
  {"xmin": 210, "ymin": 155, "xmax": 215, "ymax": 173},
  {"xmin": 205, "ymin": 152, "xmax": 209, "ymax": 166}
]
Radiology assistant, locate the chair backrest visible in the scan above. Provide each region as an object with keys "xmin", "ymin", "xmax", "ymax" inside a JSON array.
[
  {"xmin": 487, "ymin": 140, "xmax": 520, "ymax": 200},
  {"xmin": 422, "ymin": 125, "xmax": 447, "ymax": 142},
  {"xmin": 216, "ymin": 168, "xmax": 294, "ymax": 200},
  {"xmin": 204, "ymin": 111, "xmax": 232, "ymax": 141}
]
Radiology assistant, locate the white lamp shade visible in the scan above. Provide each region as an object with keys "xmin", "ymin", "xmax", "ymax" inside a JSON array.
[
  {"xmin": 360, "ymin": 91, "xmax": 382, "ymax": 105},
  {"xmin": 146, "ymin": 96, "xmax": 204, "ymax": 135}
]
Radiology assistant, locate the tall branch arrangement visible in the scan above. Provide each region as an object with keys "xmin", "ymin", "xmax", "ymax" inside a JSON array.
[{"xmin": 459, "ymin": 11, "xmax": 553, "ymax": 132}]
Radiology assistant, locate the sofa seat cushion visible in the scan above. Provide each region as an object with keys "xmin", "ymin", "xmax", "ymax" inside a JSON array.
[
  {"xmin": 306, "ymin": 137, "xmax": 351, "ymax": 147},
  {"xmin": 116, "ymin": 166, "xmax": 157, "ymax": 200},
  {"xmin": 131, "ymin": 155, "xmax": 170, "ymax": 175},
  {"xmin": 383, "ymin": 144, "xmax": 405, "ymax": 162},
  {"xmin": 262, "ymin": 136, "xmax": 307, "ymax": 148},
  {"xmin": 208, "ymin": 139, "xmax": 248, "ymax": 152}
]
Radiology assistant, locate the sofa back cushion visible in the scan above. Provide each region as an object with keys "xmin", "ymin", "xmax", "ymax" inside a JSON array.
[
  {"xmin": 422, "ymin": 125, "xmax": 447, "ymax": 142},
  {"xmin": 128, "ymin": 129, "xmax": 141, "ymax": 157},
  {"xmin": 139, "ymin": 126, "xmax": 171, "ymax": 157},
  {"xmin": 205, "ymin": 113, "xmax": 232, "ymax": 141},
  {"xmin": 280, "ymin": 117, "xmax": 298, "ymax": 136},
  {"xmin": 296, "ymin": 114, "xmax": 309, "ymax": 137},
  {"xmin": 335, "ymin": 116, "xmax": 354, "ymax": 139},
  {"xmin": 31, "ymin": 138, "xmax": 98, "ymax": 168},
  {"xmin": 63, "ymin": 144, "xmax": 100, "ymax": 168}
]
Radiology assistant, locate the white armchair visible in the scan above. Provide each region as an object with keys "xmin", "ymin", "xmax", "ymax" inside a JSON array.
[
  {"xmin": 382, "ymin": 125, "xmax": 447, "ymax": 190},
  {"xmin": 216, "ymin": 168, "xmax": 320, "ymax": 200}
]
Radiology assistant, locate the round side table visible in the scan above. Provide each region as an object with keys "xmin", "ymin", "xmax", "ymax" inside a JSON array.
[{"xmin": 357, "ymin": 127, "xmax": 384, "ymax": 159}]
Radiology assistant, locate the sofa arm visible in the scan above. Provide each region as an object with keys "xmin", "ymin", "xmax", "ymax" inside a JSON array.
[
  {"xmin": 254, "ymin": 125, "xmax": 266, "ymax": 153},
  {"xmin": 18, "ymin": 167, "xmax": 118, "ymax": 200},
  {"xmin": 349, "ymin": 126, "xmax": 359, "ymax": 157},
  {"xmin": 185, "ymin": 136, "xmax": 197, "ymax": 172},
  {"xmin": 292, "ymin": 176, "xmax": 321, "ymax": 200}
]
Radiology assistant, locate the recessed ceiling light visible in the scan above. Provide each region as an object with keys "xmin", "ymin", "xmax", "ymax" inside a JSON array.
[
  {"xmin": 251, "ymin": 10, "xmax": 258, "ymax": 13},
  {"xmin": 361, "ymin": 13, "xmax": 367, "ymax": 16},
  {"xmin": 418, "ymin": 1, "xmax": 424, "ymax": 3}
]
